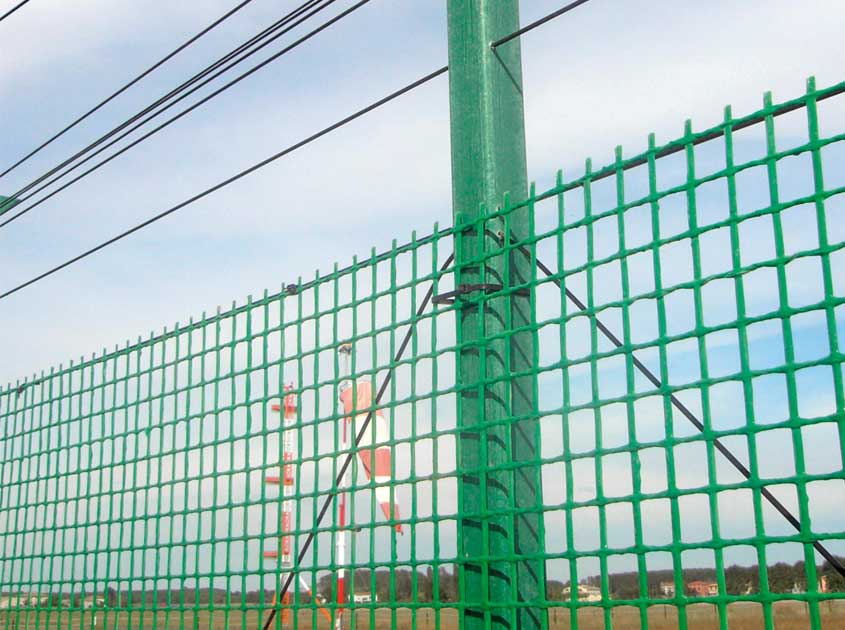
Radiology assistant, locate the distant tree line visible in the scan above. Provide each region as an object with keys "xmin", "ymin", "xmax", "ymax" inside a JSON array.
[
  {"xmin": 310, "ymin": 558, "xmax": 844, "ymax": 603},
  {"xmin": 568, "ymin": 557, "xmax": 845, "ymax": 600},
  {"xmin": 316, "ymin": 566, "xmax": 458, "ymax": 603},
  {"xmin": 36, "ymin": 557, "xmax": 842, "ymax": 608}
]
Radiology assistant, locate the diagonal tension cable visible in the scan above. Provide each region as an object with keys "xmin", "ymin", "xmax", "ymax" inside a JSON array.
[
  {"xmin": 0, "ymin": 0, "xmax": 258, "ymax": 179},
  {"xmin": 0, "ymin": 0, "xmax": 334, "ymax": 223},
  {"xmin": 259, "ymin": 253, "xmax": 454, "ymax": 630},
  {"xmin": 0, "ymin": 0, "xmax": 31, "ymax": 25},
  {"xmin": 491, "ymin": 0, "xmax": 593, "ymax": 49},
  {"xmin": 0, "ymin": 66, "xmax": 449, "ymax": 301},
  {"xmin": 532, "ymin": 254, "xmax": 845, "ymax": 578}
]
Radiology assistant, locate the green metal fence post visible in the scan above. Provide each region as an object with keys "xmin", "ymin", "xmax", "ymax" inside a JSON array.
[{"xmin": 446, "ymin": 3, "xmax": 545, "ymax": 628}]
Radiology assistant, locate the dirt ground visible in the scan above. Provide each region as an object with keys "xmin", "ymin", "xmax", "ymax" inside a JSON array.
[{"xmin": 2, "ymin": 600, "xmax": 843, "ymax": 629}]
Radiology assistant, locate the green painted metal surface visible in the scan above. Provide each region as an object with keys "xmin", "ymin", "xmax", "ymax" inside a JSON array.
[
  {"xmin": 1, "ymin": 78, "xmax": 845, "ymax": 630},
  {"xmin": 0, "ymin": 195, "xmax": 18, "ymax": 214},
  {"xmin": 445, "ymin": 2, "xmax": 544, "ymax": 628}
]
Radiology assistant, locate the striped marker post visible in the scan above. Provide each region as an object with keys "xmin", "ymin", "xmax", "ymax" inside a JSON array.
[{"xmin": 264, "ymin": 385, "xmax": 298, "ymax": 627}]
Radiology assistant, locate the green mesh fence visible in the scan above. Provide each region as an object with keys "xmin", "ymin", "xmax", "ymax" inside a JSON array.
[{"xmin": 1, "ymin": 77, "xmax": 844, "ymax": 630}]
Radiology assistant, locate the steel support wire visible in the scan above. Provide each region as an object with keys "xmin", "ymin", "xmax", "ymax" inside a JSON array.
[
  {"xmin": 0, "ymin": 0, "xmax": 333, "ymax": 222},
  {"xmin": 0, "ymin": 0, "xmax": 31, "ymax": 25},
  {"xmin": 0, "ymin": 0, "xmax": 257, "ymax": 178},
  {"xmin": 531, "ymin": 253, "xmax": 845, "ymax": 579},
  {"xmin": 490, "ymin": 0, "xmax": 593, "ymax": 49},
  {"xmin": 258, "ymin": 253, "xmax": 454, "ymax": 630},
  {"xmin": 0, "ymin": 66, "xmax": 448, "ymax": 301}
]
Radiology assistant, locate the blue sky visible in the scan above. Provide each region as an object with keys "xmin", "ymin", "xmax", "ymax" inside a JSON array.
[
  {"xmin": 1, "ymin": 0, "xmax": 845, "ymax": 593},
  {"xmin": 1, "ymin": 0, "xmax": 844, "ymax": 382}
]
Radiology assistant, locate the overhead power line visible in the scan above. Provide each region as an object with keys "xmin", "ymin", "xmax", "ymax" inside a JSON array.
[
  {"xmin": 0, "ymin": 0, "xmax": 31, "ymax": 24},
  {"xmin": 0, "ymin": 0, "xmax": 341, "ymax": 228},
  {"xmin": 0, "ymin": 0, "xmax": 333, "ymax": 221},
  {"xmin": 0, "ymin": 66, "xmax": 449, "ymax": 301},
  {"xmin": 531, "ymin": 83, "xmax": 845, "ymax": 205},
  {"xmin": 0, "ymin": 0, "xmax": 257, "ymax": 179},
  {"xmin": 491, "ymin": 0, "xmax": 592, "ymax": 48}
]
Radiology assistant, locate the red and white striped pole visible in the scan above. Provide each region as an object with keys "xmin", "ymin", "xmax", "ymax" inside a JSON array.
[
  {"xmin": 339, "ymin": 382, "xmax": 403, "ymax": 535},
  {"xmin": 336, "ymin": 343, "xmax": 353, "ymax": 630},
  {"xmin": 263, "ymin": 384, "xmax": 297, "ymax": 627},
  {"xmin": 279, "ymin": 385, "xmax": 297, "ymax": 568},
  {"xmin": 264, "ymin": 386, "xmax": 334, "ymax": 626}
]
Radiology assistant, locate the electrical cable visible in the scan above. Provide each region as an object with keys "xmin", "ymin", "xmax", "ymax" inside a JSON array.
[
  {"xmin": 0, "ymin": 65, "xmax": 448, "ymax": 301},
  {"xmin": 0, "ymin": 0, "xmax": 30, "ymax": 25},
  {"xmin": 5, "ymin": 227, "xmax": 452, "ymax": 396},
  {"xmin": 0, "ymin": 0, "xmax": 344, "ymax": 229},
  {"xmin": 491, "ymin": 0, "xmax": 592, "ymax": 49},
  {"xmin": 531, "ymin": 82, "xmax": 845, "ymax": 206},
  {"xmin": 0, "ymin": 0, "xmax": 331, "ymax": 219},
  {"xmin": 489, "ymin": 0, "xmax": 845, "ymax": 207},
  {"xmin": 258, "ymin": 253, "xmax": 454, "ymax": 630},
  {"xmin": 0, "ymin": 0, "xmax": 257, "ymax": 179},
  {"xmin": 0, "ymin": 0, "xmax": 322, "ymax": 206},
  {"xmin": 531, "ymin": 253, "xmax": 845, "ymax": 579}
]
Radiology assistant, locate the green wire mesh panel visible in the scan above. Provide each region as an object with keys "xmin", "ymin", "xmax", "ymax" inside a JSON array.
[
  {"xmin": 515, "ymin": 76, "xmax": 845, "ymax": 630},
  {"xmin": 0, "ymin": 231, "xmax": 462, "ymax": 630},
  {"xmin": 1, "ymin": 77, "xmax": 844, "ymax": 630}
]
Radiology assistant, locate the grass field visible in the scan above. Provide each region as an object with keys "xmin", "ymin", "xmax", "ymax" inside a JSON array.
[{"xmin": 2, "ymin": 600, "xmax": 844, "ymax": 629}]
